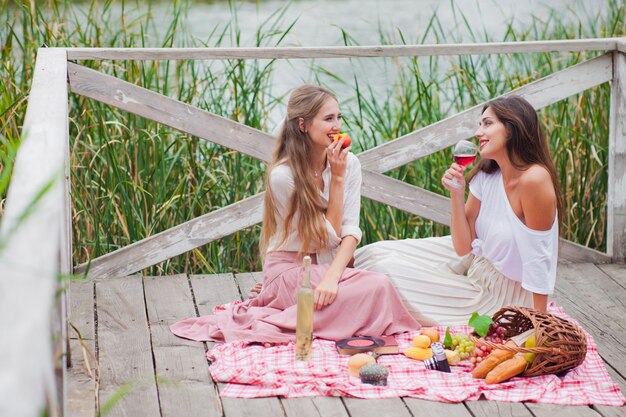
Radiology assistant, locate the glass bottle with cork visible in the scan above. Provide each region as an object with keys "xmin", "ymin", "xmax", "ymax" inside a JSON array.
[{"xmin": 295, "ymin": 255, "xmax": 314, "ymax": 360}]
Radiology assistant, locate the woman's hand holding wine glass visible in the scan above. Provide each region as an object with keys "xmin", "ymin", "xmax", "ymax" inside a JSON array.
[{"xmin": 442, "ymin": 140, "xmax": 478, "ymax": 192}]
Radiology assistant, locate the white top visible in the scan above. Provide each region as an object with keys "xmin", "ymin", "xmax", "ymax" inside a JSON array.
[
  {"xmin": 469, "ymin": 170, "xmax": 558, "ymax": 295},
  {"xmin": 266, "ymin": 152, "xmax": 362, "ymax": 264}
]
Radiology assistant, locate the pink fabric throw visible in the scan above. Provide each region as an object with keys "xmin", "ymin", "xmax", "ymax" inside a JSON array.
[
  {"xmin": 206, "ymin": 303, "xmax": 625, "ymax": 406},
  {"xmin": 171, "ymin": 251, "xmax": 419, "ymax": 344}
]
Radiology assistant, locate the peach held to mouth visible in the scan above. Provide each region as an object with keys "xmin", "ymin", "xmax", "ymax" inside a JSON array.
[{"xmin": 331, "ymin": 133, "xmax": 352, "ymax": 148}]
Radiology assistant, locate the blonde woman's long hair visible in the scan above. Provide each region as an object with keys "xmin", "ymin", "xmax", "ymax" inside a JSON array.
[{"xmin": 260, "ymin": 85, "xmax": 337, "ymax": 256}]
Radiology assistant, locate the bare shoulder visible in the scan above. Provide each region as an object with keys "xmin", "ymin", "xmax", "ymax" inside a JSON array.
[
  {"xmin": 519, "ymin": 165, "xmax": 557, "ymax": 230},
  {"xmin": 519, "ymin": 165, "xmax": 552, "ymax": 186}
]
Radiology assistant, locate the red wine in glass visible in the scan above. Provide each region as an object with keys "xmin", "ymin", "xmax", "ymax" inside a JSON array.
[
  {"xmin": 444, "ymin": 140, "xmax": 478, "ymax": 189},
  {"xmin": 454, "ymin": 154, "xmax": 476, "ymax": 167}
]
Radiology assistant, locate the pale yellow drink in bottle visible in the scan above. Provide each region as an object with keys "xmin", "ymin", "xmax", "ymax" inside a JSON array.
[{"xmin": 295, "ymin": 255, "xmax": 313, "ymax": 360}]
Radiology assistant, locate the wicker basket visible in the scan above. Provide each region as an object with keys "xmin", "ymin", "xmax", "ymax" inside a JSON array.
[{"xmin": 468, "ymin": 306, "xmax": 587, "ymax": 377}]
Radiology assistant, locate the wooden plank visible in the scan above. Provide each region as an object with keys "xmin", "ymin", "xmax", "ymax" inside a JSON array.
[
  {"xmin": 618, "ymin": 41, "xmax": 626, "ymax": 54},
  {"xmin": 190, "ymin": 274, "xmax": 286, "ymax": 417},
  {"xmin": 95, "ymin": 276, "xmax": 160, "ymax": 417},
  {"xmin": 559, "ymin": 239, "xmax": 612, "ymax": 264},
  {"xmin": 68, "ymin": 62, "xmax": 274, "ymax": 163},
  {"xmin": 552, "ymin": 264, "xmax": 626, "ymax": 376},
  {"xmin": 67, "ymin": 280, "xmax": 97, "ymax": 417},
  {"xmin": 403, "ymin": 397, "xmax": 473, "ymax": 416},
  {"xmin": 143, "ymin": 274, "xmax": 222, "ymax": 417},
  {"xmin": 361, "ymin": 170, "xmax": 451, "ymax": 226},
  {"xmin": 76, "ymin": 192, "xmax": 264, "ymax": 278},
  {"xmin": 468, "ymin": 397, "xmax": 600, "ymax": 416},
  {"xmin": 358, "ymin": 54, "xmax": 613, "ymax": 174},
  {"xmin": 525, "ymin": 404, "xmax": 601, "ymax": 417},
  {"xmin": 233, "ymin": 271, "xmax": 263, "ymax": 298},
  {"xmin": 0, "ymin": 47, "xmax": 68, "ymax": 417},
  {"xmin": 281, "ymin": 398, "xmax": 349, "ymax": 417},
  {"xmin": 607, "ymin": 51, "xmax": 626, "ymax": 262},
  {"xmin": 66, "ymin": 38, "xmax": 619, "ymax": 60},
  {"xmin": 343, "ymin": 398, "xmax": 412, "ymax": 417},
  {"xmin": 58, "ymin": 79, "xmax": 73, "ymax": 417},
  {"xmin": 465, "ymin": 400, "xmax": 533, "ymax": 417},
  {"xmin": 55, "ymin": 272, "xmax": 70, "ymax": 417},
  {"xmin": 190, "ymin": 274, "xmax": 242, "ymax": 321},
  {"xmin": 597, "ymin": 264, "xmax": 626, "ymax": 288}
]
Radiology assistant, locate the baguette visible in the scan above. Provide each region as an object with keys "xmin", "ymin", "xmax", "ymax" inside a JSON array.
[
  {"xmin": 471, "ymin": 340, "xmax": 517, "ymax": 379},
  {"xmin": 485, "ymin": 354, "xmax": 528, "ymax": 384}
]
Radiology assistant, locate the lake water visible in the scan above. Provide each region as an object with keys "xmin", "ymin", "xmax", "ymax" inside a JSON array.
[
  {"xmin": 181, "ymin": 0, "xmax": 605, "ymax": 46},
  {"xmin": 79, "ymin": 0, "xmax": 610, "ymax": 127}
]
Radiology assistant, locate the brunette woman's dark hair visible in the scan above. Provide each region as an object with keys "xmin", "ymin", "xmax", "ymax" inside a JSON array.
[{"xmin": 468, "ymin": 95, "xmax": 563, "ymax": 225}]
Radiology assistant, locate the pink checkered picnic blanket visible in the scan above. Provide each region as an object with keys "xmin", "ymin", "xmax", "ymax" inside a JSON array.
[{"xmin": 206, "ymin": 303, "xmax": 625, "ymax": 406}]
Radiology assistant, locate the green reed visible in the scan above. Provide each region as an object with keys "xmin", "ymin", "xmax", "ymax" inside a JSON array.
[{"xmin": 1, "ymin": 0, "xmax": 624, "ymax": 275}]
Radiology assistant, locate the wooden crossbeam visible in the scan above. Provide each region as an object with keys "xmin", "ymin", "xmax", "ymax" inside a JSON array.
[
  {"xmin": 359, "ymin": 53, "xmax": 613, "ymax": 173},
  {"xmin": 67, "ymin": 62, "xmax": 275, "ymax": 163},
  {"xmin": 360, "ymin": 171, "xmax": 451, "ymax": 226},
  {"xmin": 559, "ymin": 240, "xmax": 612, "ymax": 263},
  {"xmin": 66, "ymin": 38, "xmax": 620, "ymax": 60},
  {"xmin": 75, "ymin": 193, "xmax": 264, "ymax": 278}
]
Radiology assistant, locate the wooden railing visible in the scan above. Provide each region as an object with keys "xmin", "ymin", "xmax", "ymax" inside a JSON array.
[
  {"xmin": 0, "ymin": 38, "xmax": 625, "ymax": 416},
  {"xmin": 0, "ymin": 48, "xmax": 70, "ymax": 417}
]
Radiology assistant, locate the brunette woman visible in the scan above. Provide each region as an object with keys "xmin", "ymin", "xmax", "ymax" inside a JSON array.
[{"xmin": 355, "ymin": 96, "xmax": 562, "ymax": 326}]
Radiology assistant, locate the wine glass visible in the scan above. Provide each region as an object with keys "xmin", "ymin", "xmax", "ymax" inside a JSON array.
[{"xmin": 443, "ymin": 140, "xmax": 478, "ymax": 190}]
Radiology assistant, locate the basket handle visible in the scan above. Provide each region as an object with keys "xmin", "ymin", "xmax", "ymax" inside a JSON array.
[{"xmin": 468, "ymin": 334, "xmax": 560, "ymax": 355}]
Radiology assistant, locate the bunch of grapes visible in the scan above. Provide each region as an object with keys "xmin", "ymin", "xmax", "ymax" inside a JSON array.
[
  {"xmin": 485, "ymin": 323, "xmax": 506, "ymax": 344},
  {"xmin": 468, "ymin": 324, "xmax": 508, "ymax": 367},
  {"xmin": 470, "ymin": 343, "xmax": 493, "ymax": 366},
  {"xmin": 451, "ymin": 333, "xmax": 476, "ymax": 360}
]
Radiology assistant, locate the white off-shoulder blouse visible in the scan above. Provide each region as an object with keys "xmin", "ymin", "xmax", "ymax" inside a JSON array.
[
  {"xmin": 469, "ymin": 170, "xmax": 558, "ymax": 295},
  {"xmin": 266, "ymin": 152, "xmax": 362, "ymax": 264}
]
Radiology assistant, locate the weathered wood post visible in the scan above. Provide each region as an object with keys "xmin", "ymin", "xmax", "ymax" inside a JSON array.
[
  {"xmin": 0, "ymin": 48, "xmax": 69, "ymax": 417},
  {"xmin": 608, "ymin": 45, "xmax": 626, "ymax": 262}
]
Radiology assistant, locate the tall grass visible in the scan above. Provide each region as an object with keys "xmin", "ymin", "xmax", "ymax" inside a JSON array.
[
  {"xmin": 2, "ymin": 0, "xmax": 291, "ymax": 274},
  {"xmin": 1, "ymin": 0, "xmax": 624, "ymax": 275}
]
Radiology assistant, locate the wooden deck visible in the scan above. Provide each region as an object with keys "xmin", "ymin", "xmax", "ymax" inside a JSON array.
[{"xmin": 66, "ymin": 262, "xmax": 626, "ymax": 417}]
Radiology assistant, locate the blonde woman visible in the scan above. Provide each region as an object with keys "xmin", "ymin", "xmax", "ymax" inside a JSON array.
[{"xmin": 171, "ymin": 85, "xmax": 418, "ymax": 344}]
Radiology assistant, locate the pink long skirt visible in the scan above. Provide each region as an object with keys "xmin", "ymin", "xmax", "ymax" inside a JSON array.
[{"xmin": 170, "ymin": 251, "xmax": 420, "ymax": 344}]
